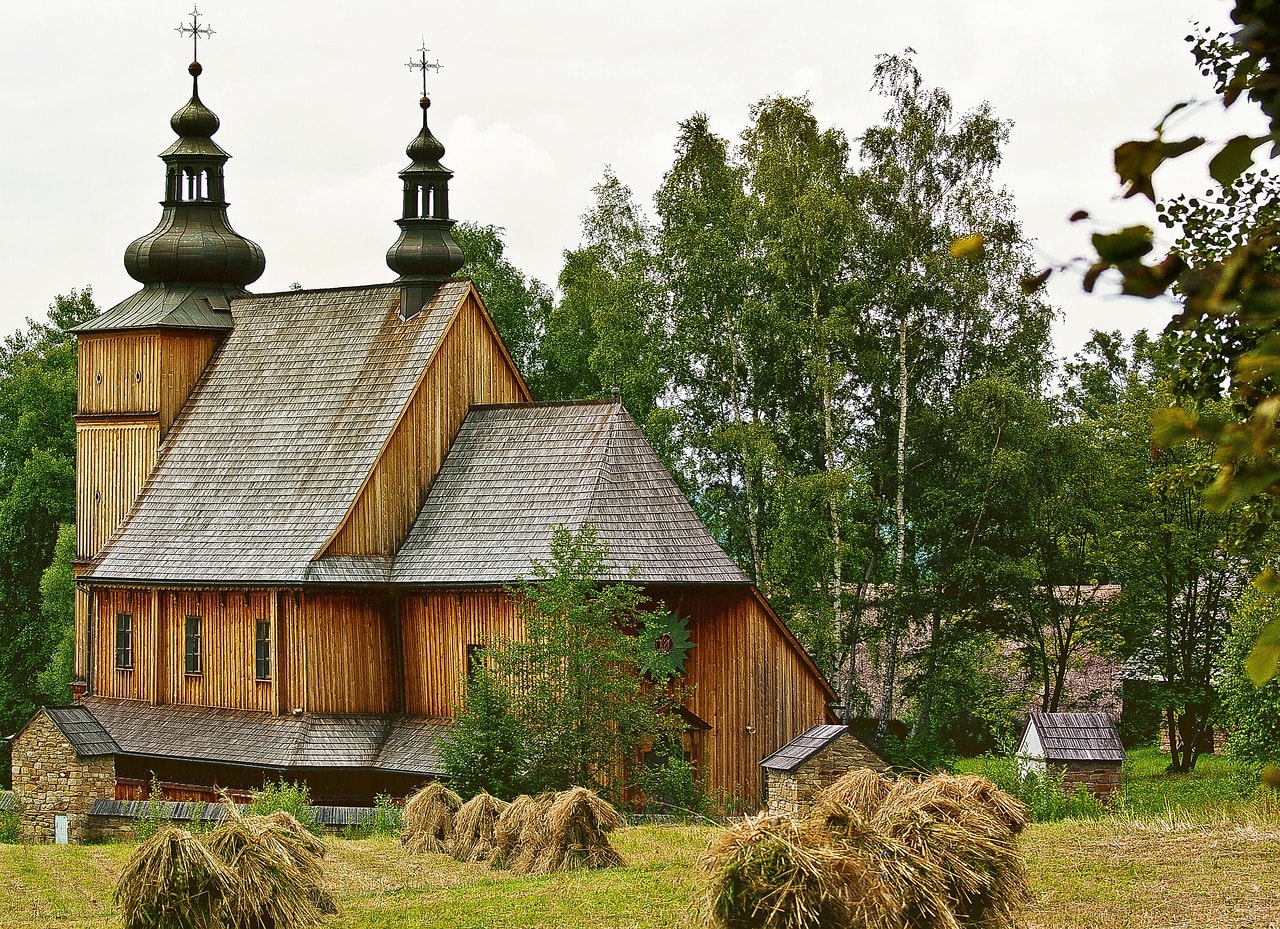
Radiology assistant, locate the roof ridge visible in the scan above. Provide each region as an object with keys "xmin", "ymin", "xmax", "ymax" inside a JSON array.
[
  {"xmin": 471, "ymin": 398, "xmax": 623, "ymax": 412},
  {"xmin": 576, "ymin": 404, "xmax": 622, "ymax": 536}
]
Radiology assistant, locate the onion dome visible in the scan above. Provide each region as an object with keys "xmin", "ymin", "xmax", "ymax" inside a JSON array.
[
  {"xmin": 386, "ymin": 94, "xmax": 464, "ymax": 318},
  {"xmin": 78, "ymin": 61, "xmax": 265, "ymax": 333}
]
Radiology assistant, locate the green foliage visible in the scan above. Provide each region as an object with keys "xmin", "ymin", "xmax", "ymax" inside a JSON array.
[
  {"xmin": 960, "ymin": 754, "xmax": 1105, "ymax": 823},
  {"xmin": 454, "ymin": 525, "xmax": 685, "ymax": 800},
  {"xmin": 247, "ymin": 782, "xmax": 319, "ymax": 835},
  {"xmin": 1222, "ymin": 586, "xmax": 1280, "ymax": 765},
  {"xmin": 637, "ymin": 748, "xmax": 704, "ymax": 818},
  {"xmin": 0, "ymin": 809, "xmax": 18, "ymax": 844},
  {"xmin": 35, "ymin": 524, "xmax": 74, "ymax": 705},
  {"xmin": 439, "ymin": 662, "xmax": 528, "ymax": 800},
  {"xmin": 134, "ymin": 777, "xmax": 172, "ymax": 842}
]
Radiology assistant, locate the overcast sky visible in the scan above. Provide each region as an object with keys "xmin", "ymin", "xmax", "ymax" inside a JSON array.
[{"xmin": 1, "ymin": 2, "xmax": 1267, "ymax": 361}]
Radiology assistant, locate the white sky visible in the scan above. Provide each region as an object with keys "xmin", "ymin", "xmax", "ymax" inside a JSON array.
[{"xmin": 1, "ymin": 1, "xmax": 1269, "ymax": 361}]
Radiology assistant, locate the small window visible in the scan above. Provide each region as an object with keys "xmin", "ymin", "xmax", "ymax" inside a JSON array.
[
  {"xmin": 255, "ymin": 620, "xmax": 271, "ymax": 681},
  {"xmin": 184, "ymin": 615, "xmax": 202, "ymax": 675},
  {"xmin": 115, "ymin": 613, "xmax": 133, "ymax": 670}
]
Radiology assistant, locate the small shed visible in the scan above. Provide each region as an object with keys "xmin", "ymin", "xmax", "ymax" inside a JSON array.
[
  {"xmin": 1017, "ymin": 710, "xmax": 1125, "ymax": 801},
  {"xmin": 760, "ymin": 724, "xmax": 889, "ymax": 817}
]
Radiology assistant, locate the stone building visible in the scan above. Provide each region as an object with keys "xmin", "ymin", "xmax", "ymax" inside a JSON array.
[
  {"xmin": 760, "ymin": 724, "xmax": 890, "ymax": 817},
  {"xmin": 1017, "ymin": 710, "xmax": 1126, "ymax": 801},
  {"xmin": 10, "ymin": 708, "xmax": 116, "ymax": 842}
]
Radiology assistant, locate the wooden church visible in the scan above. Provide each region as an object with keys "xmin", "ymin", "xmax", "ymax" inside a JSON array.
[{"xmin": 12, "ymin": 35, "xmax": 833, "ymax": 831}]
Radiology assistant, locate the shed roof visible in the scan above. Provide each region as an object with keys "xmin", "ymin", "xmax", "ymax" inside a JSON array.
[
  {"xmin": 393, "ymin": 401, "xmax": 749, "ymax": 585},
  {"xmin": 759, "ymin": 724, "xmax": 852, "ymax": 772},
  {"xmin": 1024, "ymin": 710, "xmax": 1126, "ymax": 763},
  {"xmin": 43, "ymin": 706, "xmax": 119, "ymax": 756},
  {"xmin": 87, "ymin": 282, "xmax": 468, "ymax": 584},
  {"xmin": 82, "ymin": 697, "xmax": 448, "ymax": 776}
]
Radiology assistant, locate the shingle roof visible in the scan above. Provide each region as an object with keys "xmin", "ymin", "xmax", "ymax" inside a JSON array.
[
  {"xmin": 393, "ymin": 401, "xmax": 749, "ymax": 584},
  {"xmin": 44, "ymin": 706, "xmax": 119, "ymax": 756},
  {"xmin": 759, "ymin": 724, "xmax": 851, "ymax": 772},
  {"xmin": 82, "ymin": 697, "xmax": 449, "ymax": 776},
  {"xmin": 72, "ymin": 284, "xmax": 239, "ymax": 333},
  {"xmin": 88, "ymin": 799, "xmax": 384, "ymax": 827},
  {"xmin": 87, "ymin": 282, "xmax": 469, "ymax": 584},
  {"xmin": 1026, "ymin": 710, "xmax": 1126, "ymax": 763}
]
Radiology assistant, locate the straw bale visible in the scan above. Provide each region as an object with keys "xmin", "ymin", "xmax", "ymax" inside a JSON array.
[
  {"xmin": 526, "ymin": 787, "xmax": 625, "ymax": 874},
  {"xmin": 205, "ymin": 816, "xmax": 324, "ymax": 929},
  {"xmin": 504, "ymin": 792, "xmax": 558, "ymax": 874},
  {"xmin": 450, "ymin": 791, "xmax": 509, "ymax": 863},
  {"xmin": 401, "ymin": 782, "xmax": 463, "ymax": 855},
  {"xmin": 491, "ymin": 793, "xmax": 541, "ymax": 869},
  {"xmin": 115, "ymin": 826, "xmax": 236, "ymax": 929},
  {"xmin": 815, "ymin": 768, "xmax": 892, "ymax": 818}
]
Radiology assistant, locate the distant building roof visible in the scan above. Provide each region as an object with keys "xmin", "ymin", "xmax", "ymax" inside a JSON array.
[
  {"xmin": 393, "ymin": 401, "xmax": 749, "ymax": 585},
  {"xmin": 760, "ymin": 724, "xmax": 854, "ymax": 772},
  {"xmin": 81, "ymin": 697, "xmax": 448, "ymax": 776},
  {"xmin": 1022, "ymin": 710, "xmax": 1125, "ymax": 763}
]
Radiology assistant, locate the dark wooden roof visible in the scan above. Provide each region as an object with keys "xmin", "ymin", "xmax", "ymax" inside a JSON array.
[
  {"xmin": 82, "ymin": 697, "xmax": 448, "ymax": 776},
  {"xmin": 89, "ymin": 799, "xmax": 384, "ymax": 827},
  {"xmin": 394, "ymin": 401, "xmax": 749, "ymax": 585},
  {"xmin": 1025, "ymin": 710, "xmax": 1126, "ymax": 763},
  {"xmin": 43, "ymin": 706, "xmax": 119, "ymax": 756},
  {"xmin": 759, "ymin": 724, "xmax": 850, "ymax": 772},
  {"xmin": 73, "ymin": 285, "xmax": 238, "ymax": 332},
  {"xmin": 87, "ymin": 283, "xmax": 469, "ymax": 584}
]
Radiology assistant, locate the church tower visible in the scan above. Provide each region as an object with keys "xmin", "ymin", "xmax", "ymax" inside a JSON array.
[{"xmin": 70, "ymin": 14, "xmax": 263, "ymax": 695}]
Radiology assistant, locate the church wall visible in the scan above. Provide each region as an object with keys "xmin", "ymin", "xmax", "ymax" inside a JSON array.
[
  {"xmin": 283, "ymin": 590, "xmax": 398, "ymax": 714},
  {"xmin": 647, "ymin": 585, "xmax": 835, "ymax": 807},
  {"xmin": 400, "ymin": 588, "xmax": 525, "ymax": 717},
  {"xmin": 77, "ymin": 330, "xmax": 221, "ymax": 434},
  {"xmin": 75, "ymin": 420, "xmax": 159, "ymax": 561},
  {"xmin": 326, "ymin": 292, "xmax": 528, "ymax": 557},
  {"xmin": 162, "ymin": 590, "xmax": 274, "ymax": 712},
  {"xmin": 90, "ymin": 588, "xmax": 158, "ymax": 703}
]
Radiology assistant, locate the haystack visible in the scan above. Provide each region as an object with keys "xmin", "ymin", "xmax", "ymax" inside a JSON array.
[
  {"xmin": 501, "ymin": 791, "xmax": 558, "ymax": 873},
  {"xmin": 205, "ymin": 815, "xmax": 326, "ymax": 929},
  {"xmin": 524, "ymin": 786, "xmax": 625, "ymax": 874},
  {"xmin": 450, "ymin": 791, "xmax": 509, "ymax": 863},
  {"xmin": 696, "ymin": 813, "xmax": 914, "ymax": 929},
  {"xmin": 814, "ymin": 768, "xmax": 892, "ymax": 818},
  {"xmin": 491, "ymin": 793, "xmax": 545, "ymax": 869},
  {"xmin": 401, "ymin": 781, "xmax": 463, "ymax": 855},
  {"xmin": 115, "ymin": 826, "xmax": 236, "ymax": 929}
]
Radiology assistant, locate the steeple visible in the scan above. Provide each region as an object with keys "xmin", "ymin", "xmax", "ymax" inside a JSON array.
[
  {"xmin": 77, "ymin": 8, "xmax": 264, "ymax": 333},
  {"xmin": 386, "ymin": 41, "xmax": 465, "ymax": 319}
]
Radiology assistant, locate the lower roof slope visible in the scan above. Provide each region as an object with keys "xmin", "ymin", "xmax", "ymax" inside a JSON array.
[
  {"xmin": 80, "ymin": 697, "xmax": 448, "ymax": 775},
  {"xmin": 392, "ymin": 401, "xmax": 749, "ymax": 585}
]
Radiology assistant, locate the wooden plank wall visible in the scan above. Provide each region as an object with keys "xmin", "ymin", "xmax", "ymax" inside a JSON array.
[
  {"xmin": 163, "ymin": 590, "xmax": 273, "ymax": 712},
  {"xmin": 400, "ymin": 589, "xmax": 525, "ymax": 717},
  {"xmin": 326, "ymin": 294, "xmax": 529, "ymax": 556},
  {"xmin": 647, "ymin": 586, "xmax": 833, "ymax": 806},
  {"xmin": 90, "ymin": 588, "xmax": 155, "ymax": 702},
  {"xmin": 76, "ymin": 420, "xmax": 159, "ymax": 560},
  {"xmin": 283, "ymin": 591, "xmax": 396, "ymax": 714},
  {"xmin": 78, "ymin": 331, "xmax": 221, "ymax": 434}
]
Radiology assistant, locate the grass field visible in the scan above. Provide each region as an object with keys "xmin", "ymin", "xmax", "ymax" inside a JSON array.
[{"xmin": 2, "ymin": 815, "xmax": 1279, "ymax": 928}]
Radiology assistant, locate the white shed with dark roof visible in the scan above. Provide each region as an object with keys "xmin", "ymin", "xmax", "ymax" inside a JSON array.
[{"xmin": 1018, "ymin": 710, "xmax": 1126, "ymax": 801}]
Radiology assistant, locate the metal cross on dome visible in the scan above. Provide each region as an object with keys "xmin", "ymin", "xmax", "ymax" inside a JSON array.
[
  {"xmin": 176, "ymin": 6, "xmax": 215, "ymax": 63},
  {"xmin": 406, "ymin": 37, "xmax": 442, "ymax": 97}
]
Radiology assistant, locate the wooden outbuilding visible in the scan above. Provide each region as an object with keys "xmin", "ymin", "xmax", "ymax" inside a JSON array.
[
  {"xmin": 14, "ymin": 41, "xmax": 836, "ymax": 840},
  {"xmin": 1017, "ymin": 710, "xmax": 1125, "ymax": 801},
  {"xmin": 760, "ymin": 724, "xmax": 889, "ymax": 817}
]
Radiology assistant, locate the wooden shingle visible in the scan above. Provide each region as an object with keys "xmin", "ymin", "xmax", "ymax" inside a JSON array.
[{"xmin": 1026, "ymin": 710, "xmax": 1125, "ymax": 763}]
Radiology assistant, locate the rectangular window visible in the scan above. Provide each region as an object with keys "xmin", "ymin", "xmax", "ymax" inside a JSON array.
[
  {"xmin": 115, "ymin": 613, "xmax": 133, "ymax": 670},
  {"xmin": 255, "ymin": 620, "xmax": 271, "ymax": 681},
  {"xmin": 184, "ymin": 615, "xmax": 202, "ymax": 675}
]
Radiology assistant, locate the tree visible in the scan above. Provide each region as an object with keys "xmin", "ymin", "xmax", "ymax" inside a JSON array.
[
  {"xmin": 438, "ymin": 659, "xmax": 528, "ymax": 800},
  {"xmin": 1221, "ymin": 585, "xmax": 1280, "ymax": 765},
  {"xmin": 35, "ymin": 524, "xmax": 75, "ymax": 706},
  {"xmin": 453, "ymin": 221, "xmax": 553, "ymax": 380},
  {"xmin": 0, "ymin": 290, "xmax": 96, "ymax": 754},
  {"xmin": 449, "ymin": 525, "xmax": 685, "ymax": 799}
]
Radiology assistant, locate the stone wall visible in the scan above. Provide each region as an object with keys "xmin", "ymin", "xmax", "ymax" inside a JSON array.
[
  {"xmin": 11, "ymin": 711, "xmax": 115, "ymax": 843},
  {"xmin": 1058, "ymin": 761, "xmax": 1122, "ymax": 802},
  {"xmin": 765, "ymin": 734, "xmax": 889, "ymax": 818}
]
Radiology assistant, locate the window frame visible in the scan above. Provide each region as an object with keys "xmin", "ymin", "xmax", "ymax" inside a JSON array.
[
  {"xmin": 184, "ymin": 615, "xmax": 202, "ymax": 676},
  {"xmin": 254, "ymin": 619, "xmax": 271, "ymax": 681},
  {"xmin": 115, "ymin": 613, "xmax": 133, "ymax": 670}
]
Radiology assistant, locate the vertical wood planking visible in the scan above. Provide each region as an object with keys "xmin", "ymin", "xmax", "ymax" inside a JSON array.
[
  {"xmin": 280, "ymin": 590, "xmax": 396, "ymax": 714},
  {"xmin": 155, "ymin": 590, "xmax": 273, "ymax": 712},
  {"xmin": 326, "ymin": 295, "xmax": 529, "ymax": 556},
  {"xmin": 75, "ymin": 421, "xmax": 159, "ymax": 560}
]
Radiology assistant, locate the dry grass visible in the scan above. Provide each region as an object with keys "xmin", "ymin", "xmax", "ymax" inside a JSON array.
[
  {"xmin": 450, "ymin": 792, "xmax": 508, "ymax": 863},
  {"xmin": 815, "ymin": 769, "xmax": 892, "ymax": 818},
  {"xmin": 113, "ymin": 826, "xmax": 235, "ymax": 929},
  {"xmin": 401, "ymin": 783, "xmax": 463, "ymax": 856}
]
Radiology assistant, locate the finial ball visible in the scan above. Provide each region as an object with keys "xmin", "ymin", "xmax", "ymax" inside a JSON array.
[
  {"xmin": 420, "ymin": 95, "xmax": 431, "ymax": 110},
  {"xmin": 189, "ymin": 61, "xmax": 203, "ymax": 77}
]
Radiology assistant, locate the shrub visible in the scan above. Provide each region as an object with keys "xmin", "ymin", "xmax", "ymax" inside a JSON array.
[
  {"xmin": 638, "ymin": 750, "xmax": 705, "ymax": 817},
  {"xmin": 248, "ymin": 782, "xmax": 319, "ymax": 835},
  {"xmin": 134, "ymin": 776, "xmax": 172, "ymax": 841},
  {"xmin": 0, "ymin": 809, "xmax": 19, "ymax": 844}
]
